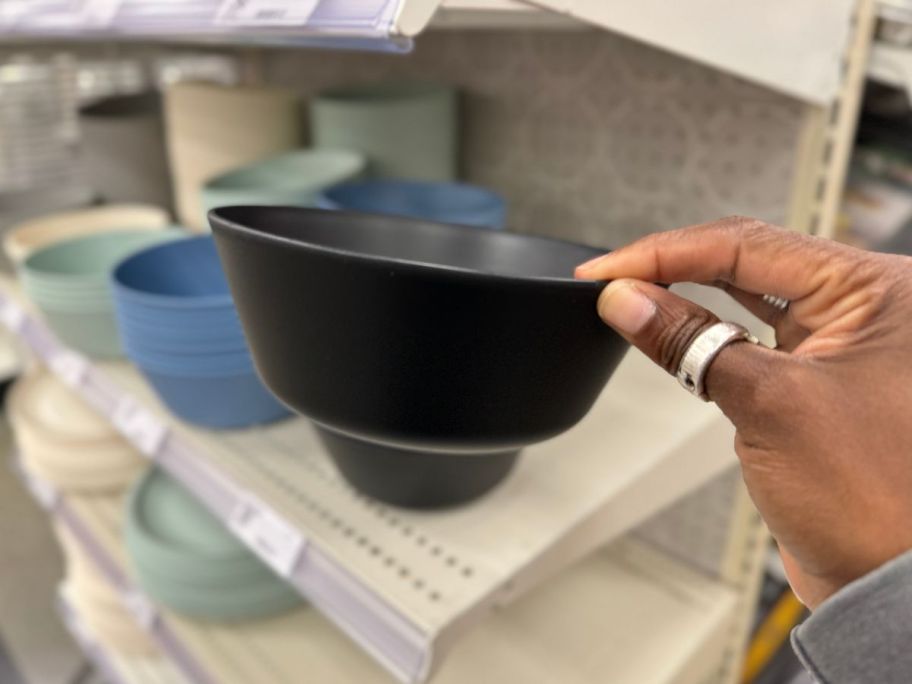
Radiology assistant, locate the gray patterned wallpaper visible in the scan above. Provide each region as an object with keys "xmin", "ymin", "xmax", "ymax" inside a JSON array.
[{"xmin": 261, "ymin": 29, "xmax": 808, "ymax": 247}]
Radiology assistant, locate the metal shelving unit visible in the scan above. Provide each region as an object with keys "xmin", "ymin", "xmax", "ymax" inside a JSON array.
[
  {"xmin": 16, "ymin": 454, "xmax": 738, "ymax": 684},
  {"xmin": 0, "ymin": 286, "xmax": 738, "ymax": 683}
]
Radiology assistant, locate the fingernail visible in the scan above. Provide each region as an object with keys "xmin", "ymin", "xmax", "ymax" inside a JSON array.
[
  {"xmin": 575, "ymin": 253, "xmax": 609, "ymax": 275},
  {"xmin": 598, "ymin": 281, "xmax": 656, "ymax": 334}
]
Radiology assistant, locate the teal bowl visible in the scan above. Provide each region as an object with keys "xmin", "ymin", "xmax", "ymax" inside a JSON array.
[
  {"xmin": 125, "ymin": 469, "xmax": 300, "ymax": 598},
  {"xmin": 21, "ymin": 229, "xmax": 182, "ymax": 357},
  {"xmin": 310, "ymin": 83, "xmax": 457, "ymax": 181},
  {"xmin": 22, "ymin": 228, "xmax": 182, "ymax": 291},
  {"xmin": 200, "ymin": 149, "xmax": 366, "ymax": 226},
  {"xmin": 126, "ymin": 469, "xmax": 302, "ymax": 620},
  {"xmin": 38, "ymin": 307, "xmax": 123, "ymax": 358}
]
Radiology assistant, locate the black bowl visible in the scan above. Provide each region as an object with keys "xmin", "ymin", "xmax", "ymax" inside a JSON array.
[{"xmin": 209, "ymin": 207, "xmax": 629, "ymax": 507}]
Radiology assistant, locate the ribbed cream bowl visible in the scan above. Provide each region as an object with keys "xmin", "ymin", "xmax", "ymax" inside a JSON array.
[{"xmin": 9, "ymin": 369, "xmax": 146, "ymax": 493}]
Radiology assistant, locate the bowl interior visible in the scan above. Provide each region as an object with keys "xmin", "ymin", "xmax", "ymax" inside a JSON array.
[
  {"xmin": 113, "ymin": 235, "xmax": 230, "ymax": 300},
  {"xmin": 211, "ymin": 206, "xmax": 603, "ymax": 280},
  {"xmin": 205, "ymin": 149, "xmax": 365, "ymax": 194},
  {"xmin": 24, "ymin": 229, "xmax": 181, "ymax": 279},
  {"xmin": 320, "ymin": 180, "xmax": 505, "ymax": 227}
]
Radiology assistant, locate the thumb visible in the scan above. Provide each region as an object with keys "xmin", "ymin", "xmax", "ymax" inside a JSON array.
[{"xmin": 597, "ymin": 278, "xmax": 781, "ymax": 416}]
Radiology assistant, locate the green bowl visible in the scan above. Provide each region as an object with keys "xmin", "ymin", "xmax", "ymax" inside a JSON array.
[
  {"xmin": 125, "ymin": 469, "xmax": 279, "ymax": 587},
  {"xmin": 200, "ymin": 148, "xmax": 366, "ymax": 227},
  {"xmin": 310, "ymin": 83, "xmax": 457, "ymax": 181},
  {"xmin": 22, "ymin": 228, "xmax": 182, "ymax": 291},
  {"xmin": 132, "ymin": 560, "xmax": 302, "ymax": 621},
  {"xmin": 36, "ymin": 307, "xmax": 123, "ymax": 358}
]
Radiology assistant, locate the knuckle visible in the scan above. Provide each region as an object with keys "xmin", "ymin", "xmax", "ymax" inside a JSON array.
[{"xmin": 653, "ymin": 306, "xmax": 717, "ymax": 374}]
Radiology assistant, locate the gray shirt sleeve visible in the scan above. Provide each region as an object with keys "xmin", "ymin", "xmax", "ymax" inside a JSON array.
[{"xmin": 791, "ymin": 548, "xmax": 912, "ymax": 683}]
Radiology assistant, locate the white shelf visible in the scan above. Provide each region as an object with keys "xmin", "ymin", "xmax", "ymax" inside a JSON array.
[
  {"xmin": 0, "ymin": 0, "xmax": 860, "ymax": 104},
  {"xmin": 868, "ymin": 41, "xmax": 912, "ymax": 92},
  {"xmin": 0, "ymin": 286, "xmax": 738, "ymax": 683},
  {"xmin": 24, "ymin": 463, "xmax": 738, "ymax": 684}
]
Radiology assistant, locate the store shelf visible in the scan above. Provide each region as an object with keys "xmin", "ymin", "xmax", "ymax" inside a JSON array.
[
  {"xmin": 57, "ymin": 588, "xmax": 190, "ymax": 684},
  {"xmin": 0, "ymin": 286, "xmax": 738, "ymax": 683},
  {"xmin": 516, "ymin": 0, "xmax": 859, "ymax": 105},
  {"xmin": 0, "ymin": 0, "xmax": 860, "ymax": 104},
  {"xmin": 20, "ymin": 459, "xmax": 738, "ymax": 684},
  {"xmin": 868, "ymin": 41, "xmax": 912, "ymax": 92}
]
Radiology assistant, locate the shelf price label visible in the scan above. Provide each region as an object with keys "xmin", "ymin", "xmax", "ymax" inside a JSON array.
[
  {"xmin": 122, "ymin": 590, "xmax": 157, "ymax": 631},
  {"xmin": 0, "ymin": 298, "xmax": 26, "ymax": 333},
  {"xmin": 111, "ymin": 397, "xmax": 168, "ymax": 458},
  {"xmin": 80, "ymin": 0, "xmax": 121, "ymax": 27},
  {"xmin": 228, "ymin": 495, "xmax": 305, "ymax": 577},
  {"xmin": 214, "ymin": 0, "xmax": 320, "ymax": 27},
  {"xmin": 48, "ymin": 350, "xmax": 89, "ymax": 389}
]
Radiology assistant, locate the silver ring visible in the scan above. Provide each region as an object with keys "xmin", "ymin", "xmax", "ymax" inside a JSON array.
[
  {"xmin": 677, "ymin": 322, "xmax": 758, "ymax": 401},
  {"xmin": 762, "ymin": 294, "xmax": 790, "ymax": 312}
]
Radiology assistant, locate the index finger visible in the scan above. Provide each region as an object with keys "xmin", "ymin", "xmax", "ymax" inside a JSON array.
[{"xmin": 575, "ymin": 216, "xmax": 852, "ymax": 301}]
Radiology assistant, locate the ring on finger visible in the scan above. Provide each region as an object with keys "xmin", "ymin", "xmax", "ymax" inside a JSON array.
[
  {"xmin": 762, "ymin": 294, "xmax": 790, "ymax": 312},
  {"xmin": 676, "ymin": 322, "xmax": 759, "ymax": 401}
]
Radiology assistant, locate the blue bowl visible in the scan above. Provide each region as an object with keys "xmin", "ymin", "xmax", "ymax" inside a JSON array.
[
  {"xmin": 139, "ymin": 367, "xmax": 289, "ymax": 429},
  {"xmin": 112, "ymin": 235, "xmax": 233, "ymax": 309},
  {"xmin": 125, "ymin": 344, "xmax": 255, "ymax": 376},
  {"xmin": 317, "ymin": 180, "xmax": 507, "ymax": 229}
]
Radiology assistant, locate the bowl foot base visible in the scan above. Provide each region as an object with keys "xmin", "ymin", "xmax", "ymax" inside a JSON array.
[{"xmin": 314, "ymin": 426, "xmax": 520, "ymax": 509}]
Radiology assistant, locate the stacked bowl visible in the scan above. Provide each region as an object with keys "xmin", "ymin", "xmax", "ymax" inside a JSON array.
[
  {"xmin": 318, "ymin": 179, "xmax": 507, "ymax": 229},
  {"xmin": 126, "ymin": 468, "xmax": 302, "ymax": 620},
  {"xmin": 200, "ymin": 148, "xmax": 365, "ymax": 227},
  {"xmin": 310, "ymin": 83, "xmax": 457, "ymax": 181},
  {"xmin": 9, "ymin": 368, "xmax": 146, "ymax": 494},
  {"xmin": 20, "ymin": 228, "xmax": 180, "ymax": 357},
  {"xmin": 56, "ymin": 524, "xmax": 157, "ymax": 656},
  {"xmin": 111, "ymin": 235, "xmax": 289, "ymax": 429},
  {"xmin": 3, "ymin": 204, "xmax": 170, "ymax": 268}
]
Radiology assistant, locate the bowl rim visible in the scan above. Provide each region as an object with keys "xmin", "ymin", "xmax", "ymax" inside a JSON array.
[{"xmin": 209, "ymin": 206, "xmax": 609, "ymax": 288}]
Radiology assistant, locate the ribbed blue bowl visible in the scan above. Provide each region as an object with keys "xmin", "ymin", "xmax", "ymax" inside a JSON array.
[{"xmin": 318, "ymin": 179, "xmax": 507, "ymax": 229}]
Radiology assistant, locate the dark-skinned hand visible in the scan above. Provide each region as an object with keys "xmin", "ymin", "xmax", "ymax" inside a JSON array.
[{"xmin": 576, "ymin": 216, "xmax": 912, "ymax": 609}]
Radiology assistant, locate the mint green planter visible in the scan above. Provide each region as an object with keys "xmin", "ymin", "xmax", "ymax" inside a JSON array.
[
  {"xmin": 200, "ymin": 149, "xmax": 366, "ymax": 227},
  {"xmin": 310, "ymin": 83, "xmax": 457, "ymax": 181},
  {"xmin": 125, "ymin": 469, "xmax": 302, "ymax": 621}
]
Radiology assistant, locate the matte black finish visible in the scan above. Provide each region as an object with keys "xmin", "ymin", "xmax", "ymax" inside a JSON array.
[
  {"xmin": 316, "ymin": 426, "xmax": 519, "ymax": 508},
  {"xmin": 209, "ymin": 206, "xmax": 629, "ymax": 506}
]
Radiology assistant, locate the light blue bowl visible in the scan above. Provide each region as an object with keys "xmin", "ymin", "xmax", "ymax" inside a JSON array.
[
  {"xmin": 139, "ymin": 366, "xmax": 289, "ymax": 429},
  {"xmin": 318, "ymin": 179, "xmax": 507, "ymax": 229}
]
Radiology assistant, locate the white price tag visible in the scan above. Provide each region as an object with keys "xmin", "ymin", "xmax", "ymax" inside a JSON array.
[
  {"xmin": 122, "ymin": 590, "xmax": 157, "ymax": 630},
  {"xmin": 215, "ymin": 0, "xmax": 320, "ymax": 27},
  {"xmin": 48, "ymin": 350, "xmax": 89, "ymax": 389},
  {"xmin": 0, "ymin": 299, "xmax": 26, "ymax": 333},
  {"xmin": 80, "ymin": 0, "xmax": 121, "ymax": 27},
  {"xmin": 25, "ymin": 471, "xmax": 59, "ymax": 509},
  {"xmin": 228, "ymin": 495, "xmax": 305, "ymax": 577},
  {"xmin": 111, "ymin": 398, "xmax": 168, "ymax": 458}
]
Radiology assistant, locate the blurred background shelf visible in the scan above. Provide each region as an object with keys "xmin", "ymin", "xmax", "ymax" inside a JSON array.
[
  {"xmin": 20, "ymin": 459, "xmax": 738, "ymax": 684},
  {"xmin": 0, "ymin": 285, "xmax": 739, "ymax": 683},
  {"xmin": 1, "ymin": 1, "xmax": 859, "ymax": 103}
]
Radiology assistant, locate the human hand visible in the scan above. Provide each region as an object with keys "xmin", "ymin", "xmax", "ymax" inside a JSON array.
[{"xmin": 576, "ymin": 216, "xmax": 912, "ymax": 608}]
